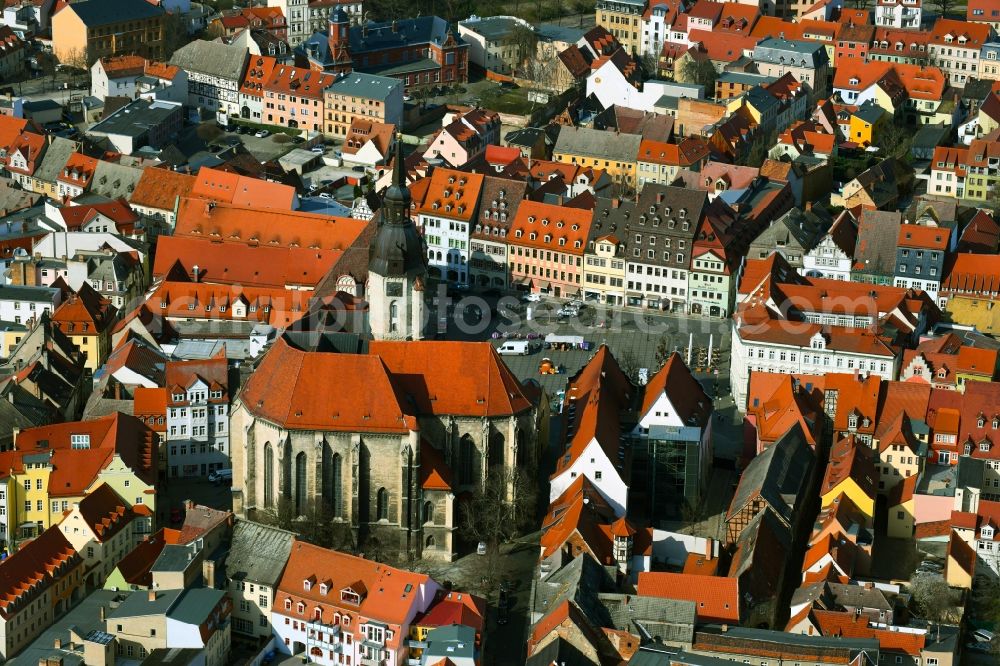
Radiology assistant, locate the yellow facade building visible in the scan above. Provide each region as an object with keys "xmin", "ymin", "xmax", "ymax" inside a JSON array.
[{"xmin": 51, "ymin": 0, "xmax": 166, "ymax": 67}]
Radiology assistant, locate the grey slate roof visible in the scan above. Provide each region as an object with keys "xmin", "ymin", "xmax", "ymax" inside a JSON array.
[
  {"xmin": 169, "ymin": 39, "xmax": 249, "ymax": 81},
  {"xmin": 750, "ymin": 206, "xmax": 830, "ymax": 256},
  {"xmin": 459, "ymin": 16, "xmax": 524, "ymax": 41},
  {"xmin": 553, "ymin": 126, "xmax": 643, "ymax": 163},
  {"xmin": 68, "ymin": 0, "xmax": 163, "ymax": 26},
  {"xmin": 716, "ymin": 72, "xmax": 776, "ymax": 87},
  {"xmin": 598, "ymin": 592, "xmax": 696, "ymax": 643},
  {"xmin": 91, "ymin": 160, "xmax": 143, "ymax": 200},
  {"xmin": 32, "ymin": 136, "xmax": 78, "ymax": 186},
  {"xmin": 790, "ymin": 581, "xmax": 897, "ymax": 613},
  {"xmin": 168, "ymin": 588, "xmax": 226, "ymax": 625},
  {"xmin": 727, "ymin": 422, "xmax": 814, "ymax": 527},
  {"xmin": 226, "ymin": 520, "xmax": 295, "ymax": 587},
  {"xmin": 325, "ymin": 72, "xmax": 401, "ymax": 102},
  {"xmin": 753, "ymin": 37, "xmax": 828, "ymax": 68},
  {"xmin": 107, "ymin": 589, "xmax": 182, "ymax": 619},
  {"xmin": 853, "ymin": 210, "xmax": 901, "ymax": 277},
  {"xmin": 0, "ymin": 284, "xmax": 59, "ymax": 302},
  {"xmin": 348, "ymin": 16, "xmax": 463, "ymax": 54}
]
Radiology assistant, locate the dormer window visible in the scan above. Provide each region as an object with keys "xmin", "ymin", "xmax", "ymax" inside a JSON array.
[
  {"xmin": 983, "ymin": 525, "xmax": 995, "ymax": 539},
  {"xmin": 297, "ymin": 602, "xmax": 305, "ymax": 614},
  {"xmin": 966, "ymin": 442, "xmax": 973, "ymax": 455},
  {"xmin": 319, "ymin": 583, "xmax": 328, "ymax": 595},
  {"xmin": 848, "ymin": 414, "xmax": 858, "ymax": 429},
  {"xmin": 981, "ymin": 440, "xmax": 991, "ymax": 452},
  {"xmin": 993, "ymin": 418, "xmax": 999, "ymax": 430},
  {"xmin": 979, "ymin": 416, "xmax": 986, "ymax": 428},
  {"xmin": 285, "ymin": 599, "xmax": 292, "ymax": 611},
  {"xmin": 303, "ymin": 579, "xmax": 312, "ymax": 591}
]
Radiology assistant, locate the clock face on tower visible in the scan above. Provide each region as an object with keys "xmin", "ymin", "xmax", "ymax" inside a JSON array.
[{"xmin": 385, "ymin": 281, "xmax": 403, "ymax": 297}]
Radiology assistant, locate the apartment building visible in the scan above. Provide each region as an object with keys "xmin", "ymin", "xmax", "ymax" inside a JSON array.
[
  {"xmin": 415, "ymin": 168, "xmax": 485, "ymax": 286},
  {"xmin": 927, "ymin": 19, "xmax": 994, "ymax": 87},
  {"xmin": 271, "ymin": 540, "xmax": 440, "ymax": 666},
  {"xmin": 226, "ymin": 520, "xmax": 295, "ymax": 639},
  {"xmin": 596, "ymin": 0, "xmax": 646, "ymax": 55},
  {"xmin": 553, "ymin": 126, "xmax": 642, "ymax": 189},
  {"xmin": 322, "ymin": 72, "xmax": 402, "ymax": 137},
  {"xmin": 0, "ymin": 527, "xmax": 84, "ymax": 660},
  {"xmin": 469, "ymin": 177, "xmax": 527, "ymax": 290},
  {"xmin": 50, "ymin": 283, "xmax": 118, "ymax": 374},
  {"xmin": 51, "ymin": 0, "xmax": 166, "ymax": 66},
  {"xmin": 164, "ymin": 352, "xmax": 230, "ymax": 479},
  {"xmin": 876, "ymin": 0, "xmax": 921, "ymax": 29},
  {"xmin": 508, "ymin": 200, "xmax": 592, "ymax": 297},
  {"xmin": 262, "ymin": 65, "xmax": 335, "ymax": 132},
  {"xmin": 59, "ymin": 483, "xmax": 136, "ymax": 588}
]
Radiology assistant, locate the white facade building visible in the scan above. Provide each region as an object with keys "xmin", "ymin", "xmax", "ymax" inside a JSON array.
[
  {"xmin": 165, "ymin": 358, "xmax": 230, "ymax": 479},
  {"xmin": 0, "ymin": 284, "xmax": 60, "ymax": 325},
  {"xmin": 875, "ymin": 0, "xmax": 921, "ymax": 29}
]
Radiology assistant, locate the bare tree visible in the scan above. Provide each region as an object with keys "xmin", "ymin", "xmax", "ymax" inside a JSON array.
[
  {"xmin": 910, "ymin": 574, "xmax": 955, "ymax": 641},
  {"xmin": 459, "ymin": 467, "xmax": 537, "ymax": 584},
  {"xmin": 877, "ymin": 121, "xmax": 911, "ymax": 159},
  {"xmin": 508, "ymin": 24, "xmax": 538, "ymax": 77},
  {"xmin": 680, "ymin": 57, "xmax": 718, "ymax": 96}
]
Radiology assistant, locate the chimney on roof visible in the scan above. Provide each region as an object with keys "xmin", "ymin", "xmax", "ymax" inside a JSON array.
[
  {"xmin": 53, "ymin": 638, "xmax": 61, "ymax": 650},
  {"xmin": 148, "ymin": 590, "xmax": 156, "ymax": 602},
  {"xmin": 192, "ymin": 265, "xmax": 200, "ymax": 283},
  {"xmin": 705, "ymin": 538, "xmax": 713, "ymax": 560},
  {"xmin": 805, "ymin": 201, "xmax": 812, "ymax": 212},
  {"xmin": 612, "ymin": 198, "xmax": 620, "ymax": 209}
]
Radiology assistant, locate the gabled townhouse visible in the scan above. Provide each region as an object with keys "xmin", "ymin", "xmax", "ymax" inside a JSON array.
[
  {"xmin": 58, "ymin": 482, "xmax": 136, "ymax": 589},
  {"xmin": 0, "ymin": 526, "xmax": 84, "ymax": 661},
  {"xmin": 539, "ymin": 476, "xmax": 652, "ymax": 580},
  {"xmin": 771, "ymin": 119, "xmax": 837, "ymax": 160},
  {"xmin": 164, "ymin": 350, "xmax": 230, "ymax": 479},
  {"xmin": 507, "ymin": 199, "xmax": 592, "ymax": 298},
  {"xmin": 837, "ymin": 157, "xmax": 913, "ymax": 212},
  {"xmin": 893, "ymin": 223, "xmax": 950, "ymax": 300},
  {"xmin": 876, "ymin": 412, "xmax": 924, "ymax": 495},
  {"xmin": 749, "ymin": 206, "xmax": 831, "ymax": 273},
  {"xmin": 635, "ymin": 137, "xmax": 710, "ymax": 190},
  {"xmin": 423, "ymin": 108, "xmax": 500, "ymax": 168},
  {"xmin": 90, "ymin": 55, "xmax": 187, "ymax": 103},
  {"xmin": 55, "ymin": 151, "xmax": 98, "ymax": 199},
  {"xmin": 927, "ymin": 381, "xmax": 1000, "ymax": 465},
  {"xmin": 582, "ymin": 225, "xmax": 627, "ymax": 306},
  {"xmin": 752, "ymin": 37, "xmax": 830, "ymax": 98},
  {"xmin": 415, "ymin": 168, "xmax": 485, "ymax": 287},
  {"xmin": 834, "ymin": 21, "xmax": 874, "ymax": 66},
  {"xmin": 340, "ymin": 118, "xmax": 394, "ymax": 166},
  {"xmin": 168, "ymin": 39, "xmax": 249, "ymax": 118},
  {"xmin": 469, "ymin": 177, "xmax": 527, "ymax": 290},
  {"xmin": 927, "ymin": 18, "xmax": 994, "ymax": 88},
  {"xmin": 875, "ymin": 0, "xmax": 921, "ymax": 29},
  {"xmin": 725, "ymin": 423, "xmax": 815, "ymax": 544},
  {"xmin": 237, "ymin": 54, "xmax": 279, "ymax": 124},
  {"xmin": 271, "ymin": 540, "xmax": 440, "ymax": 666},
  {"xmin": 50, "ymin": 282, "xmax": 118, "ymax": 373},
  {"xmin": 820, "ymin": 435, "xmax": 878, "ymax": 519},
  {"xmin": 809, "ymin": 492, "xmax": 875, "ymax": 575},
  {"xmin": 899, "ymin": 337, "xmax": 998, "ymax": 391},
  {"xmin": 225, "ymin": 520, "xmax": 295, "ymax": 640},
  {"xmin": 638, "ymin": 572, "xmax": 740, "ymax": 625},
  {"xmin": 550, "ymin": 346, "xmax": 634, "ymax": 516},
  {"xmin": 686, "ymin": 200, "xmax": 742, "ymax": 318},
  {"xmin": 868, "ymin": 28, "xmax": 931, "ymax": 66},
  {"xmin": 626, "ymin": 185, "xmax": 709, "ymax": 312},
  {"xmin": 630, "ymin": 352, "xmax": 713, "ymax": 520},
  {"xmin": 262, "ymin": 64, "xmax": 335, "ymax": 132},
  {"xmin": 744, "ymin": 373, "xmax": 824, "ymax": 454}
]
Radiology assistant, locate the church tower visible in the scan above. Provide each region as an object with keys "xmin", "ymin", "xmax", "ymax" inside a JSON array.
[{"xmin": 367, "ymin": 137, "xmax": 427, "ymax": 340}]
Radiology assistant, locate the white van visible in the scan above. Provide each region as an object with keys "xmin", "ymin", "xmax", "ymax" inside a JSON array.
[
  {"xmin": 498, "ymin": 340, "xmax": 531, "ymax": 355},
  {"xmin": 209, "ymin": 469, "xmax": 232, "ymax": 484}
]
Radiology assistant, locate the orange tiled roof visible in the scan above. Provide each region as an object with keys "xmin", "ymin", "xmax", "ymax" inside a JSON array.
[
  {"xmin": 71, "ymin": 482, "xmax": 134, "ymax": 542},
  {"xmin": 130, "ymin": 167, "xmax": 195, "ymax": 212},
  {"xmin": 508, "ymin": 200, "xmax": 592, "ymax": 256},
  {"xmin": 640, "ymin": 352, "xmax": 711, "ymax": 426},
  {"xmin": 811, "ymin": 609, "xmax": 925, "ymax": 656},
  {"xmin": 276, "ymin": 539, "xmax": 433, "ymax": 630},
  {"xmin": 637, "ymin": 137, "xmax": 710, "ymax": 167},
  {"xmin": 0, "ymin": 526, "xmax": 80, "ymax": 620},
  {"xmin": 416, "ymin": 168, "xmax": 485, "ymax": 222},
  {"xmin": 264, "ymin": 64, "xmax": 335, "ymax": 101},
  {"xmin": 637, "ymin": 572, "xmax": 739, "ymax": 623},
  {"xmin": 369, "ymin": 340, "xmax": 534, "ymax": 418},
  {"xmin": 189, "ymin": 168, "xmax": 297, "ymax": 209},
  {"xmin": 821, "ymin": 435, "xmax": 876, "ymax": 500},
  {"xmin": 51, "ymin": 283, "xmax": 117, "ymax": 335}
]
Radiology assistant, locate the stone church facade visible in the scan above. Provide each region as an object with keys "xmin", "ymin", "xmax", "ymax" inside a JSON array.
[
  {"xmin": 230, "ymin": 338, "xmax": 543, "ymax": 561},
  {"xmin": 230, "ymin": 140, "xmax": 545, "ymax": 561}
]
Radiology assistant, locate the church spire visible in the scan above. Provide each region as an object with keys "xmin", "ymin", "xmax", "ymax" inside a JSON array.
[{"xmin": 368, "ymin": 135, "xmax": 425, "ymax": 277}]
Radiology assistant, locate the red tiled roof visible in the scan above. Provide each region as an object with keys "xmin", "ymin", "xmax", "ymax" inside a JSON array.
[
  {"xmin": 71, "ymin": 482, "xmax": 134, "ymax": 542},
  {"xmin": 637, "ymin": 572, "xmax": 739, "ymax": 623},
  {"xmin": 240, "ymin": 337, "xmax": 412, "ymax": 432},
  {"xmin": 190, "ymin": 168, "xmax": 296, "ymax": 209},
  {"xmin": 130, "ymin": 167, "xmax": 195, "ymax": 212},
  {"xmin": 114, "ymin": 528, "xmax": 180, "ymax": 587},
  {"xmin": 640, "ymin": 352, "xmax": 711, "ymax": 426},
  {"xmin": 0, "ymin": 526, "xmax": 80, "ymax": 620},
  {"xmin": 821, "ymin": 435, "xmax": 876, "ymax": 500},
  {"xmin": 508, "ymin": 200, "xmax": 593, "ymax": 256},
  {"xmin": 811, "ymin": 609, "xmax": 925, "ymax": 656},
  {"xmin": 276, "ymin": 539, "xmax": 433, "ymax": 630},
  {"xmin": 370, "ymin": 340, "xmax": 534, "ymax": 418}
]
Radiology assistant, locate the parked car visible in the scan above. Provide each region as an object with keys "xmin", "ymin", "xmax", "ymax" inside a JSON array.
[
  {"xmin": 310, "ymin": 145, "xmax": 325, "ymax": 154},
  {"xmin": 522, "ymin": 293, "xmax": 542, "ymax": 303},
  {"xmin": 254, "ymin": 129, "xmax": 270, "ymax": 138},
  {"xmin": 971, "ymin": 629, "xmax": 996, "ymax": 644},
  {"xmin": 557, "ymin": 307, "xmax": 579, "ymax": 317}
]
